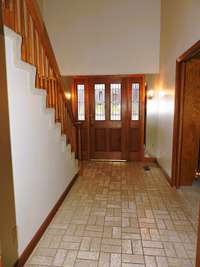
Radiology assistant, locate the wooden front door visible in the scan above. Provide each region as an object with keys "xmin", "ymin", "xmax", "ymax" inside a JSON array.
[
  {"xmin": 90, "ymin": 79, "xmax": 126, "ymax": 160},
  {"xmin": 72, "ymin": 75, "xmax": 144, "ymax": 161}
]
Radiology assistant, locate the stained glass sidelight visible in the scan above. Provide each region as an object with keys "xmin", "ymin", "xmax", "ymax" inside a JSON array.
[
  {"xmin": 132, "ymin": 83, "xmax": 140, "ymax": 120},
  {"xmin": 77, "ymin": 84, "xmax": 85, "ymax": 120},
  {"xmin": 110, "ymin": 83, "xmax": 121, "ymax": 120},
  {"xmin": 95, "ymin": 84, "xmax": 105, "ymax": 120}
]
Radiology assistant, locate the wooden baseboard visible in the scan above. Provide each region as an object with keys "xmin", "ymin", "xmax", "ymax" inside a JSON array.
[
  {"xmin": 156, "ymin": 160, "xmax": 172, "ymax": 186},
  {"xmin": 143, "ymin": 157, "xmax": 156, "ymax": 163},
  {"xmin": 15, "ymin": 171, "xmax": 79, "ymax": 267}
]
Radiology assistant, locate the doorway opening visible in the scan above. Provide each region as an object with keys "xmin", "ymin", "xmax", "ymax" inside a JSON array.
[
  {"xmin": 72, "ymin": 75, "xmax": 145, "ymax": 161},
  {"xmin": 172, "ymin": 41, "xmax": 200, "ymax": 187}
]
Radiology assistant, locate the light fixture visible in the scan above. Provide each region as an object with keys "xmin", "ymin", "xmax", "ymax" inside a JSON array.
[
  {"xmin": 159, "ymin": 90, "xmax": 167, "ymax": 97},
  {"xmin": 65, "ymin": 92, "xmax": 71, "ymax": 100},
  {"xmin": 147, "ymin": 89, "xmax": 154, "ymax": 100}
]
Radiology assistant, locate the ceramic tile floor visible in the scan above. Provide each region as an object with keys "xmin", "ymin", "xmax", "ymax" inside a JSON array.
[
  {"xmin": 26, "ymin": 161, "xmax": 198, "ymax": 267},
  {"xmin": 177, "ymin": 179, "xmax": 200, "ymax": 229}
]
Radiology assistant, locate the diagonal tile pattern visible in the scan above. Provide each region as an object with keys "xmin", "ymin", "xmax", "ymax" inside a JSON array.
[{"xmin": 26, "ymin": 161, "xmax": 198, "ymax": 267}]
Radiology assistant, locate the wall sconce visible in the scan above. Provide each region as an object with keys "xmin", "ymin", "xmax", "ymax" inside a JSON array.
[
  {"xmin": 147, "ymin": 89, "xmax": 154, "ymax": 100},
  {"xmin": 159, "ymin": 90, "xmax": 167, "ymax": 97},
  {"xmin": 65, "ymin": 92, "xmax": 71, "ymax": 100}
]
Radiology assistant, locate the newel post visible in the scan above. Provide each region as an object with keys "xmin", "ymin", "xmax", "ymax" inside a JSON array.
[{"xmin": 75, "ymin": 121, "xmax": 83, "ymax": 174}]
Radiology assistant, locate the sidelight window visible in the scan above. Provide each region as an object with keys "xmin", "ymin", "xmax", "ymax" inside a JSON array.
[
  {"xmin": 77, "ymin": 84, "xmax": 85, "ymax": 120},
  {"xmin": 110, "ymin": 83, "xmax": 121, "ymax": 120},
  {"xmin": 95, "ymin": 84, "xmax": 105, "ymax": 120},
  {"xmin": 131, "ymin": 83, "xmax": 140, "ymax": 120}
]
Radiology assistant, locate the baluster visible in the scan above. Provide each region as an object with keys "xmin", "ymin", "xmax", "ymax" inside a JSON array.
[
  {"xmin": 59, "ymin": 90, "xmax": 63, "ymax": 124},
  {"xmin": 52, "ymin": 79, "xmax": 55, "ymax": 109},
  {"xmin": 61, "ymin": 97, "xmax": 64, "ymax": 134},
  {"xmin": 43, "ymin": 52, "xmax": 47, "ymax": 90},
  {"xmin": 27, "ymin": 14, "xmax": 33, "ymax": 64},
  {"xmin": 60, "ymin": 94, "xmax": 64, "ymax": 132},
  {"xmin": 4, "ymin": 0, "xmax": 11, "ymax": 27},
  {"xmin": 13, "ymin": 0, "xmax": 19, "ymax": 32},
  {"xmin": 54, "ymin": 81, "xmax": 59, "ymax": 122},
  {"xmin": 33, "ymin": 28, "xmax": 39, "ymax": 88},
  {"xmin": 63, "ymin": 97, "xmax": 67, "ymax": 135},
  {"xmin": 76, "ymin": 121, "xmax": 83, "ymax": 171},
  {"xmin": 46, "ymin": 78, "xmax": 50, "ymax": 108},
  {"xmin": 48, "ymin": 67, "xmax": 53, "ymax": 108},
  {"xmin": 46, "ymin": 65, "xmax": 50, "ymax": 107},
  {"xmin": 20, "ymin": 0, "xmax": 27, "ymax": 61},
  {"xmin": 64, "ymin": 101, "xmax": 67, "ymax": 135},
  {"xmin": 37, "ymin": 41, "xmax": 43, "ymax": 88},
  {"xmin": 57, "ymin": 85, "xmax": 61, "ymax": 123},
  {"xmin": 10, "ymin": 0, "xmax": 15, "ymax": 30}
]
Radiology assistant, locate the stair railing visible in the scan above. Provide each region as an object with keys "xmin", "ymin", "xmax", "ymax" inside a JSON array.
[{"xmin": 2, "ymin": 0, "xmax": 82, "ymax": 158}]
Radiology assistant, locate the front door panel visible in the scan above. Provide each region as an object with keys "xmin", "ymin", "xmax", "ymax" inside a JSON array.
[{"xmin": 90, "ymin": 81, "xmax": 124, "ymax": 159}]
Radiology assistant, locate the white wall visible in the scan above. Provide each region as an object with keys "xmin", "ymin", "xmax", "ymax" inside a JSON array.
[
  {"xmin": 5, "ymin": 27, "xmax": 78, "ymax": 255},
  {"xmin": 42, "ymin": 0, "xmax": 161, "ymax": 76},
  {"xmin": 146, "ymin": 0, "xmax": 200, "ymax": 177},
  {"xmin": 145, "ymin": 74, "xmax": 159, "ymax": 158}
]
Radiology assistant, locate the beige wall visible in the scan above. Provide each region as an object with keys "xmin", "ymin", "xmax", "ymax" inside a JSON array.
[
  {"xmin": 145, "ymin": 74, "xmax": 159, "ymax": 157},
  {"xmin": 42, "ymin": 0, "xmax": 160, "ymax": 76},
  {"xmin": 146, "ymin": 0, "xmax": 200, "ymax": 177},
  {"xmin": 37, "ymin": 0, "xmax": 44, "ymax": 15}
]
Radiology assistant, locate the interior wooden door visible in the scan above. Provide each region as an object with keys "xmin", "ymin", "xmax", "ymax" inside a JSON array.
[
  {"xmin": 90, "ymin": 78, "xmax": 126, "ymax": 160},
  {"xmin": 179, "ymin": 58, "xmax": 200, "ymax": 185},
  {"xmin": 73, "ymin": 75, "xmax": 144, "ymax": 161}
]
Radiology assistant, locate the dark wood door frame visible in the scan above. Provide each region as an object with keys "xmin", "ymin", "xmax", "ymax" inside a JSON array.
[
  {"xmin": 172, "ymin": 40, "xmax": 200, "ymax": 188},
  {"xmin": 197, "ymin": 207, "xmax": 200, "ymax": 267}
]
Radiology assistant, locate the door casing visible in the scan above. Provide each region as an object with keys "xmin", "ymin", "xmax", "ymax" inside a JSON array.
[{"xmin": 172, "ymin": 40, "xmax": 200, "ymax": 187}]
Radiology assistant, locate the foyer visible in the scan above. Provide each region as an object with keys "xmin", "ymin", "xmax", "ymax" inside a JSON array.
[
  {"xmin": 25, "ymin": 162, "xmax": 197, "ymax": 267},
  {"xmin": 1, "ymin": 0, "xmax": 200, "ymax": 267}
]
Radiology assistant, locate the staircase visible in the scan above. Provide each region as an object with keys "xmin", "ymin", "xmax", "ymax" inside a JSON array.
[
  {"xmin": 2, "ymin": 0, "xmax": 78, "ymax": 154},
  {"xmin": 2, "ymin": 0, "xmax": 81, "ymax": 261}
]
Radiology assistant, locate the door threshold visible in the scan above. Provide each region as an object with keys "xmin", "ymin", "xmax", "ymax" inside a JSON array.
[{"xmin": 90, "ymin": 159, "xmax": 127, "ymax": 162}]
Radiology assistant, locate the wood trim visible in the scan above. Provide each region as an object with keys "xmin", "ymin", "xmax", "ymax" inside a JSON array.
[
  {"xmin": 172, "ymin": 40, "xmax": 200, "ymax": 188},
  {"xmin": 0, "ymin": 2, "xmax": 19, "ymax": 266},
  {"xmin": 177, "ymin": 40, "xmax": 200, "ymax": 62},
  {"xmin": 15, "ymin": 171, "xmax": 80, "ymax": 267},
  {"xmin": 140, "ymin": 76, "xmax": 145, "ymax": 161},
  {"xmin": 156, "ymin": 160, "xmax": 172, "ymax": 186},
  {"xmin": 0, "ymin": 256, "xmax": 3, "ymax": 267},
  {"xmin": 143, "ymin": 157, "xmax": 156, "ymax": 163},
  {"xmin": 72, "ymin": 74, "xmax": 144, "ymax": 80},
  {"xmin": 196, "ymin": 206, "xmax": 200, "ymax": 267}
]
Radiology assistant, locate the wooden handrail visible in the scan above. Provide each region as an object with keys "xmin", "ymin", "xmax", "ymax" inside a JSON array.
[{"xmin": 2, "ymin": 0, "xmax": 78, "ymax": 153}]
